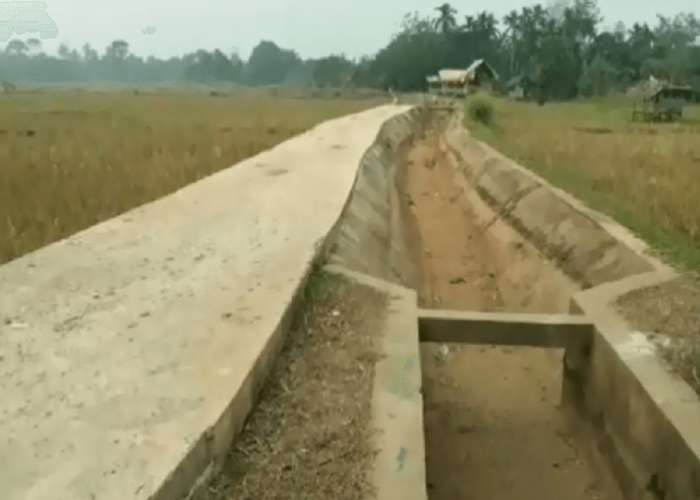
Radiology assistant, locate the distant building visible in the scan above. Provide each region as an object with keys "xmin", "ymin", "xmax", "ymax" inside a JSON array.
[
  {"xmin": 633, "ymin": 84, "xmax": 696, "ymax": 121},
  {"xmin": 426, "ymin": 75, "xmax": 443, "ymax": 94},
  {"xmin": 464, "ymin": 59, "xmax": 499, "ymax": 90},
  {"xmin": 426, "ymin": 59, "xmax": 499, "ymax": 97},
  {"xmin": 506, "ymin": 75, "xmax": 537, "ymax": 100}
]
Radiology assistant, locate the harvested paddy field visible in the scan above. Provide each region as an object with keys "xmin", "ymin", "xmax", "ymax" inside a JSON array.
[{"xmin": 0, "ymin": 91, "xmax": 380, "ymax": 265}]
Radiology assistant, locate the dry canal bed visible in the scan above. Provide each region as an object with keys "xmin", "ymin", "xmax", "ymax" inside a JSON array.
[
  {"xmin": 406, "ymin": 125, "xmax": 618, "ymax": 500},
  {"xmin": 202, "ymin": 110, "xmax": 632, "ymax": 500}
]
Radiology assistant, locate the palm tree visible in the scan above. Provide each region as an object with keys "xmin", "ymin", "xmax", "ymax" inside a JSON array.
[
  {"xmin": 26, "ymin": 38, "xmax": 41, "ymax": 55},
  {"xmin": 434, "ymin": 3, "xmax": 458, "ymax": 33},
  {"xmin": 503, "ymin": 11, "xmax": 521, "ymax": 73},
  {"xmin": 5, "ymin": 39, "xmax": 27, "ymax": 56}
]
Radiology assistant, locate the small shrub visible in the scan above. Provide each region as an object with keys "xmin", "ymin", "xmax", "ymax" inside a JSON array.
[{"xmin": 467, "ymin": 97, "xmax": 495, "ymax": 126}]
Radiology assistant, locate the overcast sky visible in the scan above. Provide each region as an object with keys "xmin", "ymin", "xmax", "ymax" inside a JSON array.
[{"xmin": 10, "ymin": 0, "xmax": 700, "ymax": 60}]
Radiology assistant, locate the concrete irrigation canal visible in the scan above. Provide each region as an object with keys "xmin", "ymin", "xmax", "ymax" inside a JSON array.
[{"xmin": 1, "ymin": 103, "xmax": 698, "ymax": 500}]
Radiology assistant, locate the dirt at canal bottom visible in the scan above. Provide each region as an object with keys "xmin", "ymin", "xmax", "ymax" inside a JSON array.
[{"xmin": 404, "ymin": 119, "xmax": 622, "ymax": 500}]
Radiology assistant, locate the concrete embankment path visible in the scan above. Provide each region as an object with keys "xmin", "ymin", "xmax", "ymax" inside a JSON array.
[{"xmin": 0, "ymin": 105, "xmax": 411, "ymax": 500}]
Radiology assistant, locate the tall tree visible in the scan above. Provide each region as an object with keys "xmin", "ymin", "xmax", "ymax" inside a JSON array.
[
  {"xmin": 313, "ymin": 55, "xmax": 355, "ymax": 87},
  {"xmin": 461, "ymin": 12, "xmax": 502, "ymax": 68},
  {"xmin": 5, "ymin": 39, "xmax": 27, "ymax": 56},
  {"xmin": 370, "ymin": 12, "xmax": 447, "ymax": 90},
  {"xmin": 245, "ymin": 41, "xmax": 301, "ymax": 85},
  {"xmin": 26, "ymin": 38, "xmax": 41, "ymax": 55},
  {"xmin": 434, "ymin": 3, "xmax": 458, "ymax": 33},
  {"xmin": 104, "ymin": 40, "xmax": 130, "ymax": 80}
]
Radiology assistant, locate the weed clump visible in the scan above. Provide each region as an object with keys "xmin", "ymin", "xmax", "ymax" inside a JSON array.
[{"xmin": 467, "ymin": 97, "xmax": 495, "ymax": 127}]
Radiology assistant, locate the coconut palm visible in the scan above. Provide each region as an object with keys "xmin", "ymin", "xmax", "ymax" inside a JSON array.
[{"xmin": 434, "ymin": 3, "xmax": 458, "ymax": 34}]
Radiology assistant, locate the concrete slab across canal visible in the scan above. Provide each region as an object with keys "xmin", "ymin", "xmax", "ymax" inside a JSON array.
[{"xmin": 0, "ymin": 105, "xmax": 411, "ymax": 500}]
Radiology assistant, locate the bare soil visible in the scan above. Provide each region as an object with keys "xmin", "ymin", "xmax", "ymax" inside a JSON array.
[
  {"xmin": 405, "ymin": 123, "xmax": 620, "ymax": 500},
  {"xmin": 616, "ymin": 274, "xmax": 700, "ymax": 395},
  {"xmin": 202, "ymin": 272, "xmax": 388, "ymax": 500}
]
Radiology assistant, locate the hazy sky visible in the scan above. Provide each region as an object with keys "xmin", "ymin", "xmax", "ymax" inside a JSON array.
[{"xmin": 11, "ymin": 0, "xmax": 700, "ymax": 60}]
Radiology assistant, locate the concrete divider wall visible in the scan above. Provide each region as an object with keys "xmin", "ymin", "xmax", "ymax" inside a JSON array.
[
  {"xmin": 441, "ymin": 112, "xmax": 700, "ymax": 499},
  {"xmin": 0, "ymin": 105, "xmax": 414, "ymax": 500},
  {"xmin": 328, "ymin": 106, "xmax": 427, "ymax": 288},
  {"xmin": 566, "ymin": 277, "xmax": 700, "ymax": 500}
]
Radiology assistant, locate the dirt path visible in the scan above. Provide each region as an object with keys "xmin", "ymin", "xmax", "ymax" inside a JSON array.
[
  {"xmin": 203, "ymin": 272, "xmax": 388, "ymax": 500},
  {"xmin": 405, "ymin": 127, "xmax": 620, "ymax": 500}
]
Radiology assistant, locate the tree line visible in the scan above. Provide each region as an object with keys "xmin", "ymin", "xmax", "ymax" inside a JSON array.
[
  {"xmin": 0, "ymin": 0, "xmax": 698, "ymax": 100},
  {"xmin": 363, "ymin": 1, "xmax": 700, "ymax": 99}
]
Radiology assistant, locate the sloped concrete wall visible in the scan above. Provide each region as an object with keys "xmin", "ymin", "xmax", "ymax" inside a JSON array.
[
  {"xmin": 328, "ymin": 107, "xmax": 427, "ymax": 289},
  {"xmin": 566, "ymin": 275, "xmax": 700, "ymax": 500},
  {"xmin": 441, "ymin": 113, "xmax": 654, "ymax": 289},
  {"xmin": 440, "ymin": 112, "xmax": 700, "ymax": 500}
]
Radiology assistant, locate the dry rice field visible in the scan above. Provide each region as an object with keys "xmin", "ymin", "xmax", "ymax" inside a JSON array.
[
  {"xmin": 0, "ymin": 89, "xmax": 381, "ymax": 265},
  {"xmin": 469, "ymin": 96, "xmax": 700, "ymax": 270}
]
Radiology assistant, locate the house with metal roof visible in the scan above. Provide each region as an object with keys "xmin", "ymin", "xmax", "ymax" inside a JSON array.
[
  {"xmin": 632, "ymin": 84, "xmax": 696, "ymax": 122},
  {"xmin": 426, "ymin": 59, "xmax": 499, "ymax": 96},
  {"xmin": 506, "ymin": 75, "xmax": 537, "ymax": 100}
]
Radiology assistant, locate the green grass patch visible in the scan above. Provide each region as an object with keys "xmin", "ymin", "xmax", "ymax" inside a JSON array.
[{"xmin": 302, "ymin": 267, "xmax": 343, "ymax": 304}]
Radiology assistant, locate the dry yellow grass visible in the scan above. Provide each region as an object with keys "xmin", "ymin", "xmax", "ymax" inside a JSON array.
[
  {"xmin": 0, "ymin": 91, "xmax": 380, "ymax": 265},
  {"xmin": 469, "ymin": 96, "xmax": 700, "ymax": 269}
]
